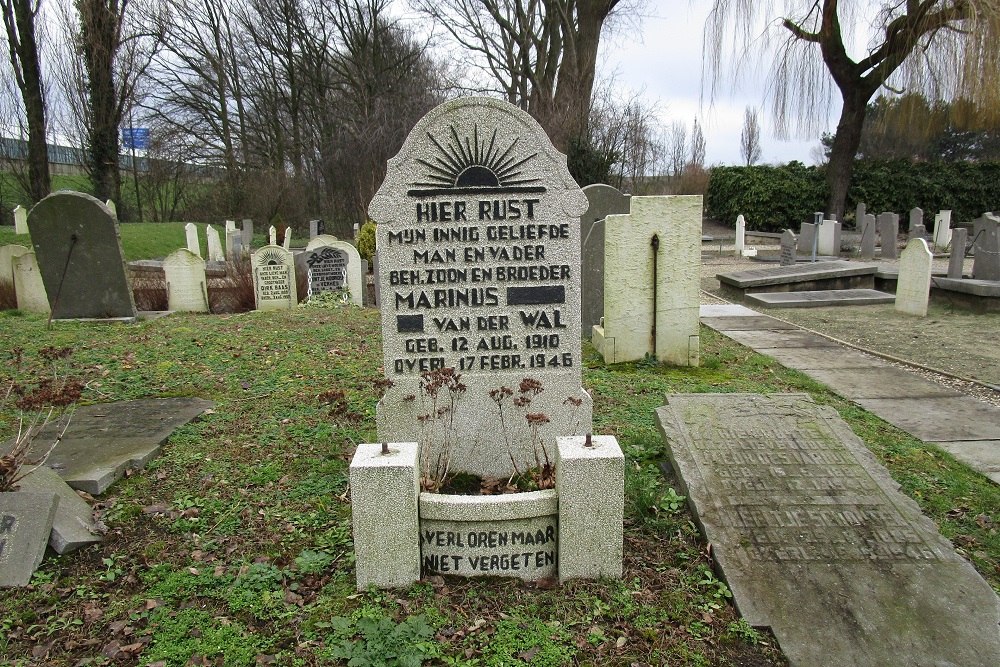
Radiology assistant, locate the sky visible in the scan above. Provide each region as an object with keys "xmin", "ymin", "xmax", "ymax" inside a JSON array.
[{"xmin": 596, "ymin": 2, "xmax": 831, "ymax": 166}]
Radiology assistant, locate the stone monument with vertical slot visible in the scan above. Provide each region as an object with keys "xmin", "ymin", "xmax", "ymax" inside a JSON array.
[
  {"xmin": 593, "ymin": 196, "xmax": 701, "ymax": 366},
  {"xmin": 163, "ymin": 248, "xmax": 210, "ymax": 313},
  {"xmin": 934, "ymin": 210, "xmax": 952, "ymax": 250},
  {"xmin": 896, "ymin": 238, "xmax": 933, "ymax": 316},
  {"xmin": 251, "ymin": 245, "xmax": 296, "ymax": 310},
  {"xmin": 356, "ymin": 97, "xmax": 621, "ymax": 589},
  {"xmin": 972, "ymin": 214, "xmax": 1000, "ymax": 281},
  {"xmin": 579, "ymin": 184, "xmax": 630, "ymax": 338},
  {"xmin": 27, "ymin": 192, "xmax": 137, "ymax": 320}
]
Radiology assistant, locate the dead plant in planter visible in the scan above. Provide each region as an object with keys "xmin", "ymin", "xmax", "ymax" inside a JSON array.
[
  {"xmin": 416, "ymin": 367, "xmax": 467, "ymax": 492},
  {"xmin": 1, "ymin": 346, "xmax": 83, "ymax": 492}
]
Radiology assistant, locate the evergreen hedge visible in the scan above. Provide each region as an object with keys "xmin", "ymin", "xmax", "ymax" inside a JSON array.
[{"xmin": 705, "ymin": 160, "xmax": 1000, "ymax": 231}]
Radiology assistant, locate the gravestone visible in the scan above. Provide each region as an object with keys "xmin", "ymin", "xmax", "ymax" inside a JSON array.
[
  {"xmin": 241, "ymin": 219, "xmax": 253, "ymax": 250},
  {"xmin": 948, "ymin": 227, "xmax": 968, "ymax": 279},
  {"xmin": 593, "ymin": 196, "xmax": 701, "ymax": 366},
  {"xmin": 735, "ymin": 215, "xmax": 746, "ymax": 254},
  {"xmin": 205, "ymin": 225, "xmax": 225, "ymax": 262},
  {"xmin": 859, "ymin": 213, "xmax": 876, "ymax": 259},
  {"xmin": 309, "ymin": 219, "xmax": 328, "ymax": 239},
  {"xmin": 933, "ymin": 210, "xmax": 952, "ymax": 250},
  {"xmin": 251, "ymin": 245, "xmax": 296, "ymax": 310},
  {"xmin": 105, "ymin": 200, "xmax": 117, "ymax": 219},
  {"xmin": 12, "ymin": 250, "xmax": 50, "ymax": 313},
  {"xmin": 972, "ymin": 214, "xmax": 1000, "ymax": 281},
  {"xmin": 0, "ymin": 492, "xmax": 59, "ymax": 587},
  {"xmin": 854, "ymin": 202, "xmax": 866, "ymax": 228},
  {"xmin": 0, "ymin": 244, "xmax": 30, "ymax": 286},
  {"xmin": 185, "ymin": 222, "xmax": 201, "ymax": 257},
  {"xmin": 225, "ymin": 229, "xmax": 242, "ymax": 259},
  {"xmin": 895, "ymin": 238, "xmax": 933, "ymax": 316},
  {"xmin": 163, "ymin": 248, "xmax": 209, "ymax": 313},
  {"xmin": 877, "ymin": 212, "xmax": 899, "ymax": 259},
  {"xmin": 656, "ymin": 393, "xmax": 1000, "ymax": 667},
  {"xmin": 909, "ymin": 224, "xmax": 926, "ymax": 241},
  {"xmin": 817, "ymin": 219, "xmax": 841, "ymax": 256},
  {"xmin": 305, "ymin": 234, "xmax": 340, "ymax": 251},
  {"xmin": 579, "ymin": 184, "xmax": 630, "ymax": 338},
  {"xmin": 282, "ymin": 229, "xmax": 291, "ymax": 250},
  {"xmin": 909, "ymin": 206, "xmax": 923, "ymax": 232},
  {"xmin": 367, "ymin": 95, "xmax": 594, "ymax": 478},
  {"xmin": 353, "ymin": 222, "xmax": 360, "ymax": 238},
  {"xmin": 18, "ymin": 466, "xmax": 101, "ymax": 554},
  {"xmin": 303, "ymin": 241, "xmax": 363, "ymax": 305},
  {"xmin": 797, "ymin": 222, "xmax": 816, "ymax": 256},
  {"xmin": 13, "ymin": 205, "xmax": 28, "ymax": 234},
  {"xmin": 225, "ymin": 219, "xmax": 236, "ymax": 233},
  {"xmin": 779, "ymin": 230, "xmax": 796, "ymax": 266},
  {"xmin": 268, "ymin": 225, "xmax": 277, "ymax": 246},
  {"xmin": 27, "ymin": 191, "xmax": 137, "ymax": 320}
]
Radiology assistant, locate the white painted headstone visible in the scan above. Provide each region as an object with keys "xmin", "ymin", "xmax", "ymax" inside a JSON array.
[
  {"xmin": 817, "ymin": 219, "xmax": 839, "ymax": 256},
  {"xmin": 303, "ymin": 241, "xmax": 363, "ymax": 305},
  {"xmin": 268, "ymin": 225, "xmax": 277, "ymax": 246},
  {"xmin": 13, "ymin": 205, "xmax": 28, "ymax": 234},
  {"xmin": 205, "ymin": 225, "xmax": 225, "ymax": 262},
  {"xmin": 163, "ymin": 248, "xmax": 209, "ymax": 312},
  {"xmin": 594, "ymin": 196, "xmax": 701, "ymax": 366},
  {"xmin": 895, "ymin": 238, "xmax": 933, "ymax": 317},
  {"xmin": 12, "ymin": 250, "xmax": 50, "ymax": 313},
  {"xmin": 934, "ymin": 210, "xmax": 952, "ymax": 250},
  {"xmin": 251, "ymin": 245, "xmax": 296, "ymax": 310},
  {"xmin": 305, "ymin": 234, "xmax": 340, "ymax": 251},
  {"xmin": 367, "ymin": 96, "xmax": 593, "ymax": 478},
  {"xmin": 735, "ymin": 215, "xmax": 746, "ymax": 254},
  {"xmin": 185, "ymin": 222, "xmax": 201, "ymax": 257}
]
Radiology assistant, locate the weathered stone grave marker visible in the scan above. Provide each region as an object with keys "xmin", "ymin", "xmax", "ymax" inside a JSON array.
[
  {"xmin": 12, "ymin": 250, "xmax": 49, "ymax": 314},
  {"xmin": 859, "ymin": 213, "xmax": 876, "ymax": 259},
  {"xmin": 592, "ymin": 196, "xmax": 702, "ymax": 365},
  {"xmin": 579, "ymin": 184, "xmax": 629, "ymax": 338},
  {"xmin": 241, "ymin": 219, "xmax": 253, "ymax": 250},
  {"xmin": 27, "ymin": 192, "xmax": 137, "ymax": 320},
  {"xmin": 877, "ymin": 212, "xmax": 899, "ymax": 259},
  {"xmin": 896, "ymin": 238, "xmax": 933, "ymax": 316},
  {"xmin": 163, "ymin": 248, "xmax": 210, "ymax": 313},
  {"xmin": 735, "ymin": 214, "xmax": 746, "ymax": 254},
  {"xmin": 779, "ymin": 229, "xmax": 796, "ymax": 266},
  {"xmin": 854, "ymin": 201, "xmax": 866, "ymax": 227},
  {"xmin": 18, "ymin": 466, "xmax": 101, "ymax": 554},
  {"xmin": 657, "ymin": 393, "xmax": 1000, "ymax": 666},
  {"xmin": 185, "ymin": 222, "xmax": 200, "ymax": 257},
  {"xmin": 13, "ymin": 205, "xmax": 28, "ymax": 234},
  {"xmin": 817, "ymin": 219, "xmax": 841, "ymax": 256},
  {"xmin": 934, "ymin": 210, "xmax": 952, "ymax": 250},
  {"xmin": 0, "ymin": 493, "xmax": 59, "ymax": 587},
  {"xmin": 302, "ymin": 241, "xmax": 363, "ymax": 305},
  {"xmin": 251, "ymin": 245, "xmax": 296, "ymax": 310},
  {"xmin": 225, "ymin": 229, "xmax": 242, "ymax": 259},
  {"xmin": 105, "ymin": 199, "xmax": 117, "ymax": 219},
  {"xmin": 268, "ymin": 225, "xmax": 277, "ymax": 246},
  {"xmin": 948, "ymin": 227, "xmax": 968, "ymax": 279},
  {"xmin": 972, "ymin": 213, "xmax": 1000, "ymax": 281},
  {"xmin": 206, "ymin": 225, "xmax": 225, "ymax": 262},
  {"xmin": 356, "ymin": 96, "xmax": 621, "ymax": 588},
  {"xmin": 0, "ymin": 244, "xmax": 30, "ymax": 291},
  {"xmin": 909, "ymin": 206, "xmax": 923, "ymax": 232},
  {"xmin": 796, "ymin": 222, "xmax": 816, "ymax": 257}
]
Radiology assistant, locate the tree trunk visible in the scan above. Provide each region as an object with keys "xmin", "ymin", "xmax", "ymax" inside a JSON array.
[
  {"xmin": 4, "ymin": 0, "xmax": 50, "ymax": 203},
  {"xmin": 79, "ymin": 0, "xmax": 122, "ymax": 206},
  {"xmin": 826, "ymin": 90, "xmax": 867, "ymax": 221}
]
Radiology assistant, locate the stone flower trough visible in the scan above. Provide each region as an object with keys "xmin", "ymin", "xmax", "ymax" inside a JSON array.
[{"xmin": 350, "ymin": 434, "xmax": 623, "ymax": 589}]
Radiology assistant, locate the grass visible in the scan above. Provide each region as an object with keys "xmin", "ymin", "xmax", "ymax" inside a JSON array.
[
  {"xmin": 0, "ymin": 309, "xmax": 996, "ymax": 666},
  {"xmin": 1, "ymin": 221, "xmax": 307, "ymax": 261}
]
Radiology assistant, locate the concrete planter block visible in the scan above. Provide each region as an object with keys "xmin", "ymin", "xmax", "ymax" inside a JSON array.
[
  {"xmin": 419, "ymin": 489, "xmax": 558, "ymax": 580},
  {"xmin": 555, "ymin": 435, "xmax": 624, "ymax": 582},
  {"xmin": 350, "ymin": 442, "xmax": 420, "ymax": 590}
]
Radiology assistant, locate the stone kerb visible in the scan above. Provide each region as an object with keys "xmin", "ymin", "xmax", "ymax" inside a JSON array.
[
  {"xmin": 367, "ymin": 96, "xmax": 592, "ymax": 479},
  {"xmin": 27, "ymin": 191, "xmax": 136, "ymax": 320},
  {"xmin": 163, "ymin": 248, "xmax": 210, "ymax": 313},
  {"xmin": 251, "ymin": 245, "xmax": 297, "ymax": 311}
]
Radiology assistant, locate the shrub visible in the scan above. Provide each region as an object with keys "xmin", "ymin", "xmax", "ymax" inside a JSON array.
[
  {"xmin": 705, "ymin": 162, "xmax": 825, "ymax": 232},
  {"xmin": 357, "ymin": 220, "xmax": 376, "ymax": 265}
]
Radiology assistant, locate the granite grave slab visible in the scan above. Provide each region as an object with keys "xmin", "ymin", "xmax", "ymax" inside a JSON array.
[
  {"xmin": 27, "ymin": 192, "xmax": 136, "ymax": 320},
  {"xmin": 656, "ymin": 393, "xmax": 1000, "ymax": 667},
  {"xmin": 18, "ymin": 466, "xmax": 101, "ymax": 553},
  {"xmin": 1, "ymin": 398, "xmax": 215, "ymax": 494},
  {"xmin": 0, "ymin": 492, "xmax": 59, "ymax": 587},
  {"xmin": 745, "ymin": 289, "xmax": 894, "ymax": 308}
]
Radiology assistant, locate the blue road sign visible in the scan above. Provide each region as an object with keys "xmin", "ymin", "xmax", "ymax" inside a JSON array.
[{"xmin": 122, "ymin": 127, "xmax": 150, "ymax": 150}]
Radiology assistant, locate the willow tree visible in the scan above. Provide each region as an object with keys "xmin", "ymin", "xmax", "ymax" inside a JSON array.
[{"xmin": 705, "ymin": 1, "xmax": 1000, "ymax": 219}]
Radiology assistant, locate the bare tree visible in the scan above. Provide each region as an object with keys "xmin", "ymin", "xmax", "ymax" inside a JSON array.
[
  {"xmin": 411, "ymin": 0, "xmax": 629, "ymax": 150},
  {"xmin": 2, "ymin": 0, "xmax": 49, "ymax": 202},
  {"xmin": 704, "ymin": 1, "xmax": 1000, "ymax": 218},
  {"xmin": 666, "ymin": 119, "xmax": 686, "ymax": 177},
  {"xmin": 689, "ymin": 116, "xmax": 705, "ymax": 168},
  {"xmin": 740, "ymin": 105, "xmax": 762, "ymax": 165}
]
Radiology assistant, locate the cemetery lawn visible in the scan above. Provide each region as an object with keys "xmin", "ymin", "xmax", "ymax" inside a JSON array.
[{"xmin": 1, "ymin": 308, "xmax": 997, "ymax": 667}]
